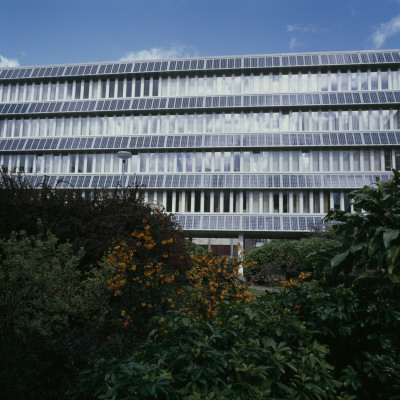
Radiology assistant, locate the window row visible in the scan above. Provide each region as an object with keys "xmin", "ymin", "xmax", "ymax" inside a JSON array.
[
  {"xmin": 147, "ymin": 189, "xmax": 349, "ymax": 215},
  {"xmin": 2, "ymin": 148, "xmax": 399, "ymax": 175},
  {"xmin": 1, "ymin": 68, "xmax": 400, "ymax": 103},
  {"xmin": 1, "ymin": 108, "xmax": 399, "ymax": 138}
]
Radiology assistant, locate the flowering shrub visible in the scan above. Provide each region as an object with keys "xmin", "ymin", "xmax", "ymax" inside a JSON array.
[
  {"xmin": 105, "ymin": 218, "xmax": 188, "ymax": 329},
  {"xmin": 106, "ymin": 237, "xmax": 255, "ymax": 326},
  {"xmin": 281, "ymin": 271, "xmax": 312, "ymax": 290},
  {"xmin": 184, "ymin": 251, "xmax": 254, "ymax": 318}
]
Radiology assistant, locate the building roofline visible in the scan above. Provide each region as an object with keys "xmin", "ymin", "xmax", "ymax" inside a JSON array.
[{"xmin": 1, "ymin": 49, "xmax": 400, "ymax": 70}]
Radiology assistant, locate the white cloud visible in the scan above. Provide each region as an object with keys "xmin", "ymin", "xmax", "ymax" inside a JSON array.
[
  {"xmin": 289, "ymin": 37, "xmax": 305, "ymax": 50},
  {"xmin": 370, "ymin": 15, "xmax": 400, "ymax": 48},
  {"xmin": 287, "ymin": 24, "xmax": 327, "ymax": 33},
  {"xmin": 120, "ymin": 45, "xmax": 198, "ymax": 61},
  {"xmin": 0, "ymin": 55, "xmax": 19, "ymax": 67}
]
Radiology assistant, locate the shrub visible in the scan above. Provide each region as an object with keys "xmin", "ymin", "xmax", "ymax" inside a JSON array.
[
  {"xmin": 105, "ymin": 239, "xmax": 254, "ymax": 328},
  {"xmin": 244, "ymin": 237, "xmax": 341, "ymax": 284},
  {"xmin": 184, "ymin": 251, "xmax": 254, "ymax": 318},
  {"xmin": 104, "ymin": 221, "xmax": 188, "ymax": 331},
  {"xmin": 0, "ymin": 230, "xmax": 111, "ymax": 337},
  {"xmin": 325, "ymin": 169, "xmax": 400, "ymax": 280},
  {"xmin": 0, "ymin": 230, "xmax": 113, "ymax": 400},
  {"xmin": 68, "ymin": 301, "xmax": 341, "ymax": 400},
  {"xmin": 277, "ymin": 277, "xmax": 400, "ymax": 399}
]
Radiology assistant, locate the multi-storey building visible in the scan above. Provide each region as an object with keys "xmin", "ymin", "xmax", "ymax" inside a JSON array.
[{"xmin": 0, "ymin": 50, "xmax": 399, "ymax": 256}]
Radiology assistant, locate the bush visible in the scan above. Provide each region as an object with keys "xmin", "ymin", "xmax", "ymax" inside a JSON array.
[
  {"xmin": 68, "ymin": 301, "xmax": 341, "ymax": 400},
  {"xmin": 244, "ymin": 237, "xmax": 341, "ymax": 284},
  {"xmin": 183, "ymin": 251, "xmax": 254, "ymax": 318},
  {"xmin": 0, "ymin": 230, "xmax": 110, "ymax": 337},
  {"xmin": 277, "ymin": 276, "xmax": 400, "ymax": 399},
  {"xmin": 325, "ymin": 169, "xmax": 400, "ymax": 279},
  {"xmin": 105, "ymin": 239, "xmax": 254, "ymax": 329}
]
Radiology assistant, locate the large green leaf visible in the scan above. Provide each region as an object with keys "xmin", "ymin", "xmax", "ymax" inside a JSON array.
[
  {"xmin": 331, "ymin": 249, "xmax": 350, "ymax": 268},
  {"xmin": 383, "ymin": 229, "xmax": 400, "ymax": 250},
  {"xmin": 385, "ymin": 245, "xmax": 400, "ymax": 274}
]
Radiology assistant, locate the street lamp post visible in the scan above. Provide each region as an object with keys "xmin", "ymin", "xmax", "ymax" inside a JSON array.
[{"xmin": 117, "ymin": 151, "xmax": 132, "ymax": 188}]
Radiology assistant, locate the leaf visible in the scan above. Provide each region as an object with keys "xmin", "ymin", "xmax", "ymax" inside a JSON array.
[
  {"xmin": 350, "ymin": 243, "xmax": 364, "ymax": 253},
  {"xmin": 383, "ymin": 229, "xmax": 400, "ymax": 250},
  {"xmin": 331, "ymin": 249, "xmax": 350, "ymax": 268},
  {"xmin": 385, "ymin": 245, "xmax": 400, "ymax": 274}
]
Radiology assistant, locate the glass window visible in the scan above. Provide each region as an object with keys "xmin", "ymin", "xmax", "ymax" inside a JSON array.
[
  {"xmin": 262, "ymin": 151, "xmax": 270, "ymax": 172},
  {"xmin": 282, "ymin": 151, "xmax": 289, "ymax": 171},
  {"xmin": 135, "ymin": 78, "xmax": 141, "ymax": 97},
  {"xmin": 272, "ymin": 151, "xmax": 279, "ymax": 171},
  {"xmin": 353, "ymin": 150, "xmax": 360, "ymax": 171},
  {"xmin": 66, "ymin": 82, "xmax": 73, "ymax": 99},
  {"xmin": 331, "ymin": 73, "xmax": 338, "ymax": 91},
  {"xmin": 374, "ymin": 150, "xmax": 381, "ymax": 170},
  {"xmin": 384, "ymin": 149, "xmax": 392, "ymax": 171},
  {"xmin": 343, "ymin": 151, "xmax": 350, "ymax": 171},
  {"xmin": 341, "ymin": 71, "xmax": 348, "ymax": 91},
  {"xmin": 143, "ymin": 78, "xmax": 150, "ymax": 96},
  {"xmin": 152, "ymin": 78, "xmax": 159, "ymax": 96},
  {"xmin": 126, "ymin": 78, "xmax": 132, "ymax": 97},
  {"xmin": 101, "ymin": 80, "xmax": 107, "ymax": 98},
  {"xmin": 117, "ymin": 80, "xmax": 124, "ymax": 98},
  {"xmin": 360, "ymin": 72, "xmax": 368, "ymax": 90},
  {"xmin": 364, "ymin": 150, "xmax": 371, "ymax": 171},
  {"xmin": 301, "ymin": 151, "xmax": 310, "ymax": 172},
  {"xmin": 92, "ymin": 80, "xmax": 99, "ymax": 98},
  {"xmin": 109, "ymin": 80, "xmax": 115, "ymax": 98},
  {"xmin": 303, "ymin": 192, "xmax": 310, "ymax": 213},
  {"xmin": 342, "ymin": 111, "xmax": 349, "ymax": 130},
  {"xmin": 351, "ymin": 72, "xmax": 358, "ymax": 90},
  {"xmin": 381, "ymin": 71, "xmax": 388, "ymax": 89},
  {"xmin": 273, "ymin": 193, "xmax": 279, "ymax": 213},
  {"xmin": 371, "ymin": 71, "xmax": 378, "ymax": 90},
  {"xmin": 87, "ymin": 154, "xmax": 93, "ymax": 173},
  {"xmin": 332, "ymin": 151, "xmax": 339, "ymax": 171},
  {"xmin": 292, "ymin": 151, "xmax": 299, "ymax": 171},
  {"xmin": 281, "ymin": 112, "xmax": 289, "ymax": 131},
  {"xmin": 352, "ymin": 111, "xmax": 359, "ymax": 130},
  {"xmin": 83, "ymin": 82, "xmax": 90, "ymax": 99},
  {"xmin": 322, "ymin": 151, "xmax": 329, "ymax": 171},
  {"xmin": 321, "ymin": 112, "xmax": 329, "ymax": 131},
  {"xmin": 234, "ymin": 152, "xmax": 240, "ymax": 171},
  {"xmin": 320, "ymin": 73, "xmax": 328, "ymax": 91}
]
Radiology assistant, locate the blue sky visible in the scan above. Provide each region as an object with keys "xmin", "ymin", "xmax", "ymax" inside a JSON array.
[{"xmin": 1, "ymin": 0, "xmax": 400, "ymax": 67}]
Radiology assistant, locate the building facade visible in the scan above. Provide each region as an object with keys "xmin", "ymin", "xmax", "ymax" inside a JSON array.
[{"xmin": 0, "ymin": 50, "xmax": 399, "ymax": 255}]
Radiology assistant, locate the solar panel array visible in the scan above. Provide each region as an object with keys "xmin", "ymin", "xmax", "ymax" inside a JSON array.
[
  {"xmin": 1, "ymin": 131, "xmax": 398, "ymax": 153},
  {"xmin": 173, "ymin": 214, "xmax": 325, "ymax": 232},
  {"xmin": 0, "ymin": 91, "xmax": 399, "ymax": 116},
  {"xmin": 18, "ymin": 172, "xmax": 391, "ymax": 190},
  {"xmin": 1, "ymin": 51, "xmax": 399, "ymax": 82}
]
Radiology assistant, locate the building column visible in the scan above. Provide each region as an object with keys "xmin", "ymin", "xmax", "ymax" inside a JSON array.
[
  {"xmin": 181, "ymin": 191, "xmax": 186, "ymax": 212},
  {"xmin": 237, "ymin": 233, "xmax": 244, "ymax": 275}
]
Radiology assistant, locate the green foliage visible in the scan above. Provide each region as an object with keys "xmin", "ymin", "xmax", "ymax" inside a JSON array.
[
  {"xmin": 0, "ymin": 230, "xmax": 111, "ymax": 337},
  {"xmin": 277, "ymin": 278, "xmax": 400, "ymax": 399},
  {"xmin": 325, "ymin": 169, "xmax": 400, "ymax": 280},
  {"xmin": 184, "ymin": 239, "xmax": 207, "ymax": 258},
  {"xmin": 244, "ymin": 237, "xmax": 341, "ymax": 284},
  {"xmin": 0, "ymin": 169, "xmax": 190, "ymax": 272},
  {"xmin": 68, "ymin": 301, "xmax": 341, "ymax": 400}
]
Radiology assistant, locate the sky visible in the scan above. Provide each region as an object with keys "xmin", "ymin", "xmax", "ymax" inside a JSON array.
[{"xmin": 1, "ymin": 0, "xmax": 400, "ymax": 67}]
